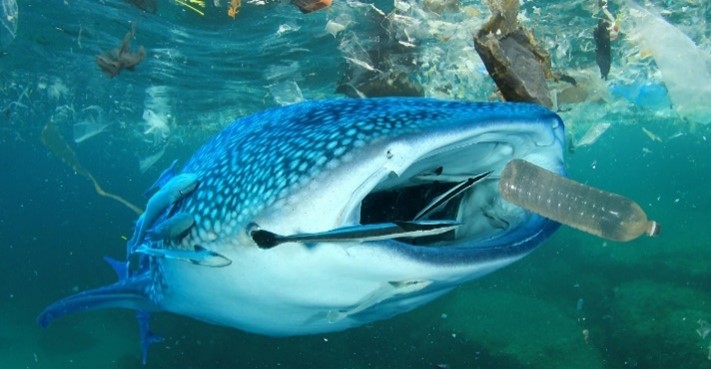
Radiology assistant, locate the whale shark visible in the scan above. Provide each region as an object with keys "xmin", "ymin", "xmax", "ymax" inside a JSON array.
[{"xmin": 38, "ymin": 98, "xmax": 565, "ymax": 363}]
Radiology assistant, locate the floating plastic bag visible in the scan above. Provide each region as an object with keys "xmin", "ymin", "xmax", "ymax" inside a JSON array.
[
  {"xmin": 73, "ymin": 106, "xmax": 112, "ymax": 144},
  {"xmin": 268, "ymin": 80, "xmax": 304, "ymax": 106},
  {"xmin": 626, "ymin": 1, "xmax": 711, "ymax": 125},
  {"xmin": 143, "ymin": 86, "xmax": 172, "ymax": 143},
  {"xmin": 0, "ymin": 0, "xmax": 18, "ymax": 49}
]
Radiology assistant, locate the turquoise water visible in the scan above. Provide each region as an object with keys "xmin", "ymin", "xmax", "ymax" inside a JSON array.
[{"xmin": 2, "ymin": 0, "xmax": 711, "ymax": 368}]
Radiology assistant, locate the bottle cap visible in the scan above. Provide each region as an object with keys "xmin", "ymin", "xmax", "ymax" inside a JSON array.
[{"xmin": 646, "ymin": 220, "xmax": 661, "ymax": 237}]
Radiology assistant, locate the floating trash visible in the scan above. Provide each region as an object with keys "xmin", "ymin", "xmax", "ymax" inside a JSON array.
[
  {"xmin": 641, "ymin": 126, "xmax": 663, "ymax": 143},
  {"xmin": 473, "ymin": 0, "xmax": 553, "ymax": 108},
  {"xmin": 139, "ymin": 146, "xmax": 166, "ymax": 173},
  {"xmin": 268, "ymin": 80, "xmax": 304, "ymax": 106},
  {"xmin": 0, "ymin": 0, "xmax": 18, "ymax": 50},
  {"xmin": 227, "ymin": 0, "xmax": 240, "ymax": 19},
  {"xmin": 499, "ymin": 159, "xmax": 660, "ymax": 242},
  {"xmin": 324, "ymin": 19, "xmax": 347, "ymax": 38},
  {"xmin": 593, "ymin": 0, "xmax": 614, "ymax": 79},
  {"xmin": 626, "ymin": 1, "xmax": 711, "ymax": 125},
  {"xmin": 73, "ymin": 106, "xmax": 111, "ymax": 144},
  {"xmin": 143, "ymin": 85, "xmax": 172, "ymax": 143},
  {"xmin": 697, "ymin": 319, "xmax": 711, "ymax": 340},
  {"xmin": 576, "ymin": 123, "xmax": 611, "ymax": 148},
  {"xmin": 292, "ymin": 0, "xmax": 331, "ymax": 14},
  {"xmin": 96, "ymin": 23, "xmax": 146, "ymax": 78}
]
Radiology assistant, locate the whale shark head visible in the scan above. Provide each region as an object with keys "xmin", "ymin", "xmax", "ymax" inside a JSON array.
[{"xmin": 39, "ymin": 98, "xmax": 565, "ymax": 362}]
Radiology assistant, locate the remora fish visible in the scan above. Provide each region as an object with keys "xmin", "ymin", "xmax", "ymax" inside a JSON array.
[{"xmin": 38, "ymin": 98, "xmax": 565, "ymax": 361}]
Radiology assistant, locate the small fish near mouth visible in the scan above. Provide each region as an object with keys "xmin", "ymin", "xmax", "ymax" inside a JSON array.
[
  {"xmin": 251, "ymin": 171, "xmax": 493, "ymax": 248},
  {"xmin": 250, "ymin": 220, "xmax": 462, "ymax": 249}
]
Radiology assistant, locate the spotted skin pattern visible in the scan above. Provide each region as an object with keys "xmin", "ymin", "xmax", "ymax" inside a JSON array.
[{"xmin": 177, "ymin": 98, "xmax": 558, "ymax": 246}]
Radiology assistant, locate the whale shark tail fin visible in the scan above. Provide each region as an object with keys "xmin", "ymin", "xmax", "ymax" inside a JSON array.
[{"xmin": 37, "ymin": 260, "xmax": 161, "ymax": 364}]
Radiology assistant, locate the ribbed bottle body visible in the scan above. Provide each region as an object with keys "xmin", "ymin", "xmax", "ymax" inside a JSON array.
[{"xmin": 499, "ymin": 159, "xmax": 656, "ymax": 242}]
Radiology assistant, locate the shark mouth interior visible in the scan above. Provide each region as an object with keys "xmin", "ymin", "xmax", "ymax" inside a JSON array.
[
  {"xmin": 250, "ymin": 140, "xmax": 532, "ymax": 250},
  {"xmin": 358, "ymin": 141, "xmax": 523, "ymax": 247}
]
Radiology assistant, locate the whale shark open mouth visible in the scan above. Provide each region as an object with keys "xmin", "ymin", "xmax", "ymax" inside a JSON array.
[
  {"xmin": 354, "ymin": 139, "xmax": 551, "ymax": 252},
  {"xmin": 360, "ymin": 171, "xmax": 495, "ymax": 246},
  {"xmin": 251, "ymin": 135, "xmax": 556, "ymax": 254},
  {"xmin": 357, "ymin": 138, "xmax": 516, "ymax": 248}
]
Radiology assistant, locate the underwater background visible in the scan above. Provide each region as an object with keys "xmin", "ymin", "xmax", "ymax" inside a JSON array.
[{"xmin": 1, "ymin": 0, "xmax": 710, "ymax": 368}]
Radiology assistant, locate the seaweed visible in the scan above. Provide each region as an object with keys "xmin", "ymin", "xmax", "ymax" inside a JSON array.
[{"xmin": 41, "ymin": 120, "xmax": 142, "ymax": 215}]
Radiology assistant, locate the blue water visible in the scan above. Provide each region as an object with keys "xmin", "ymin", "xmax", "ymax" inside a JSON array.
[{"xmin": 2, "ymin": 0, "xmax": 711, "ymax": 368}]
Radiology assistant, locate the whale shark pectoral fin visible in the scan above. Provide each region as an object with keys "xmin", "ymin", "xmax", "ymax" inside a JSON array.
[
  {"xmin": 327, "ymin": 279, "xmax": 434, "ymax": 322},
  {"xmin": 37, "ymin": 273, "xmax": 158, "ymax": 328}
]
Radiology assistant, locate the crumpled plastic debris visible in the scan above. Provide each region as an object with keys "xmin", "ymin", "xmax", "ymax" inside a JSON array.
[
  {"xmin": 96, "ymin": 23, "xmax": 146, "ymax": 78},
  {"xmin": 473, "ymin": 0, "xmax": 553, "ymax": 107},
  {"xmin": 292, "ymin": 0, "xmax": 331, "ymax": 14},
  {"xmin": 335, "ymin": 5, "xmax": 424, "ymax": 98},
  {"xmin": 0, "ymin": 0, "xmax": 18, "ymax": 50},
  {"xmin": 73, "ymin": 106, "xmax": 112, "ymax": 144},
  {"xmin": 625, "ymin": 1, "xmax": 711, "ymax": 125},
  {"xmin": 142, "ymin": 86, "xmax": 172, "ymax": 144},
  {"xmin": 268, "ymin": 80, "xmax": 304, "ymax": 106},
  {"xmin": 330, "ymin": 0, "xmax": 497, "ymax": 100}
]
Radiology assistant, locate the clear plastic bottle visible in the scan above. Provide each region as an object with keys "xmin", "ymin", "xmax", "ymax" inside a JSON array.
[{"xmin": 499, "ymin": 159, "xmax": 660, "ymax": 242}]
